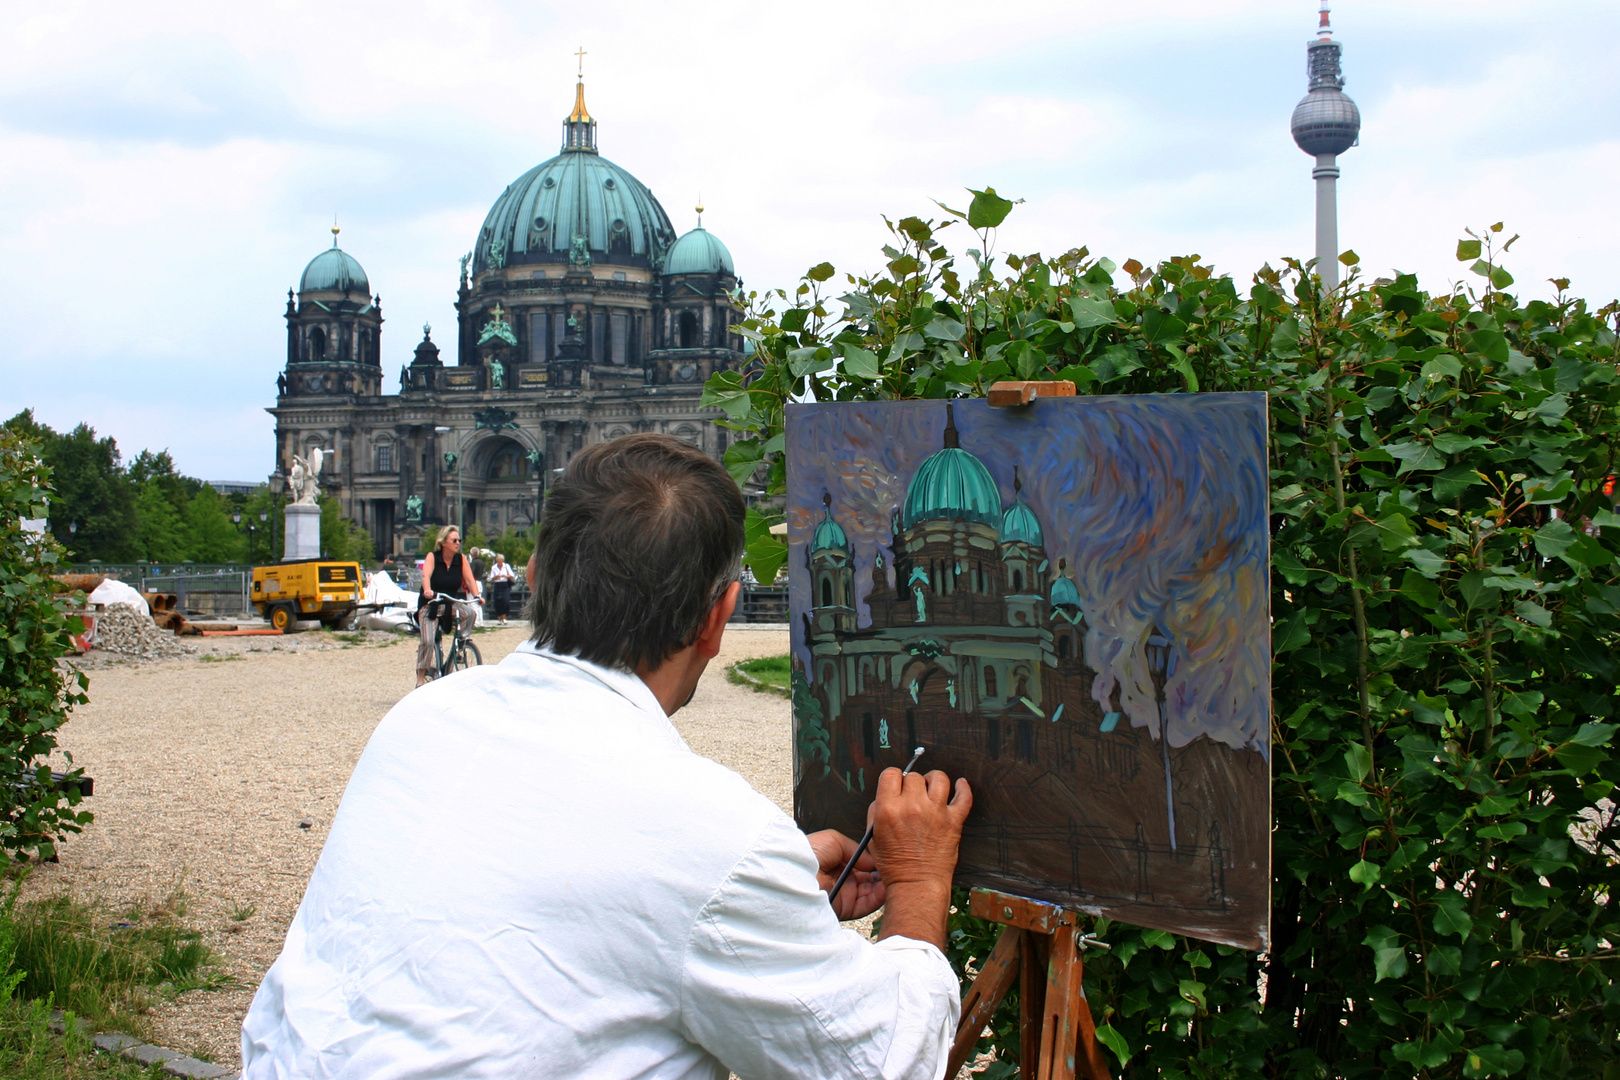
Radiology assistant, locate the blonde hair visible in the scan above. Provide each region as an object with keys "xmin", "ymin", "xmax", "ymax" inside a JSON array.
[{"xmin": 430, "ymin": 524, "xmax": 460, "ymax": 554}]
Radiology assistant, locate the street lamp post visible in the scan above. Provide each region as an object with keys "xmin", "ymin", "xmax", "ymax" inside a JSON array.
[{"xmin": 1144, "ymin": 619, "xmax": 1178, "ymax": 853}]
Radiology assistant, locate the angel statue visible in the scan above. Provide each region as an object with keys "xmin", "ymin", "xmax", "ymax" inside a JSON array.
[{"xmin": 288, "ymin": 448, "xmax": 325, "ymax": 506}]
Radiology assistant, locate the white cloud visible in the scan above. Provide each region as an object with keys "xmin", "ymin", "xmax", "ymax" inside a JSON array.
[{"xmin": 0, "ymin": 0, "xmax": 1615, "ymax": 479}]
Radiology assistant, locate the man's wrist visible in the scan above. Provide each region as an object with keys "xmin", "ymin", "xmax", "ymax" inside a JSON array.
[{"xmin": 876, "ymin": 878, "xmax": 952, "ymax": 950}]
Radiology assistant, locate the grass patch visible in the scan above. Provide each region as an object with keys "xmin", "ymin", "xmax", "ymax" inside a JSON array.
[
  {"xmin": 728, "ymin": 655, "xmax": 792, "ymax": 698},
  {"xmin": 196, "ymin": 654, "xmax": 241, "ymax": 664},
  {"xmin": 0, "ymin": 874, "xmax": 231, "ymax": 1044},
  {"xmin": 0, "ymin": 999, "xmax": 158, "ymax": 1080}
]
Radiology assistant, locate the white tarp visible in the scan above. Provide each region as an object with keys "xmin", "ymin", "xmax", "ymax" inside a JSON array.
[
  {"xmin": 360, "ymin": 572, "xmax": 418, "ymax": 633},
  {"xmin": 87, "ymin": 578, "xmax": 150, "ymax": 616}
]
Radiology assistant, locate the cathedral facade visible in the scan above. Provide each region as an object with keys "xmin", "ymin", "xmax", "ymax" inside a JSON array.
[{"xmin": 268, "ymin": 79, "xmax": 742, "ymax": 556}]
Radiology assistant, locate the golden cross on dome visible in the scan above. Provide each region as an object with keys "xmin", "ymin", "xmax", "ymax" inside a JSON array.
[
  {"xmin": 490, "ymin": 302, "xmax": 507, "ymax": 323},
  {"xmin": 575, "ymin": 46, "xmax": 587, "ymax": 79}
]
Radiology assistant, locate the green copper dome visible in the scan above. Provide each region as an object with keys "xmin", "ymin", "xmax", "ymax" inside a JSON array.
[
  {"xmin": 1001, "ymin": 500, "xmax": 1043, "ymax": 547},
  {"xmin": 473, "ymin": 150, "xmax": 675, "ymax": 274},
  {"xmin": 811, "ymin": 506, "xmax": 849, "ymax": 554},
  {"xmin": 1050, "ymin": 575, "xmax": 1081, "ymax": 608},
  {"xmin": 903, "ymin": 446, "xmax": 1002, "ymax": 530},
  {"xmin": 664, "ymin": 226, "xmax": 734, "ymax": 276},
  {"xmin": 300, "ymin": 244, "xmax": 369, "ymax": 295}
]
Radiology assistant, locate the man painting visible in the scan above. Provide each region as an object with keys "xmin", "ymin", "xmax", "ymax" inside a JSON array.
[{"xmin": 241, "ymin": 434, "xmax": 973, "ymax": 1079}]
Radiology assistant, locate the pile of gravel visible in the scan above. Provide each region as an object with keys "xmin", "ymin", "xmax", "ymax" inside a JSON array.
[{"xmin": 93, "ymin": 604, "xmax": 195, "ymax": 661}]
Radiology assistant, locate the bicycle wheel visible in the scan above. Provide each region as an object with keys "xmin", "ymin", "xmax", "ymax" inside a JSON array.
[
  {"xmin": 452, "ymin": 638, "xmax": 482, "ymax": 671},
  {"xmin": 432, "ymin": 632, "xmax": 448, "ymax": 679}
]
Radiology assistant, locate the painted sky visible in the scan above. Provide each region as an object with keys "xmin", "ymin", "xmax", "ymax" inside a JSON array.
[
  {"xmin": 2, "ymin": 1, "xmax": 1614, "ymax": 482},
  {"xmin": 786, "ymin": 396, "xmax": 1271, "ymax": 755}
]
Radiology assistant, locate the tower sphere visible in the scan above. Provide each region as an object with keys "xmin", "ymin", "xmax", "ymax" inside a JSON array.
[{"xmin": 1290, "ymin": 7, "xmax": 1360, "ymax": 157}]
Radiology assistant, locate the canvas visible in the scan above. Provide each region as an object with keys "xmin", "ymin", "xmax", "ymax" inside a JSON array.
[{"xmin": 786, "ymin": 394, "xmax": 1271, "ymax": 950}]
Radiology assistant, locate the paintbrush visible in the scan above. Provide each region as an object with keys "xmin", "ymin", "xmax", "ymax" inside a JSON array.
[{"xmin": 827, "ymin": 746, "xmax": 925, "ymax": 905}]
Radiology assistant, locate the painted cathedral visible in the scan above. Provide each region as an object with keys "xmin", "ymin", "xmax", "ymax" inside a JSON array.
[
  {"xmin": 268, "ymin": 76, "xmax": 743, "ymax": 556},
  {"xmin": 795, "ymin": 404, "xmax": 1267, "ymax": 948}
]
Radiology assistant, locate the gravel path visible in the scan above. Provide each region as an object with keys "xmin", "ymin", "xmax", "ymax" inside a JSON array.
[{"xmin": 28, "ymin": 625, "xmax": 791, "ymax": 1068}]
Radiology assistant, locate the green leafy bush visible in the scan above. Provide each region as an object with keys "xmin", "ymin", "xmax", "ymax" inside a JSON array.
[
  {"xmin": 0, "ymin": 429, "xmax": 92, "ymax": 863},
  {"xmin": 708, "ymin": 200, "xmax": 1620, "ymax": 1077}
]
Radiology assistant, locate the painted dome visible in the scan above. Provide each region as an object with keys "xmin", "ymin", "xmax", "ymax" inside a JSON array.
[
  {"xmin": 903, "ymin": 446, "xmax": 1001, "ymax": 530},
  {"xmin": 811, "ymin": 506, "xmax": 849, "ymax": 554},
  {"xmin": 472, "ymin": 84, "xmax": 675, "ymax": 275},
  {"xmin": 300, "ymin": 240, "xmax": 369, "ymax": 295},
  {"xmin": 1001, "ymin": 500, "xmax": 1043, "ymax": 547},
  {"xmin": 1050, "ymin": 574, "xmax": 1081, "ymax": 608},
  {"xmin": 664, "ymin": 226, "xmax": 734, "ymax": 276}
]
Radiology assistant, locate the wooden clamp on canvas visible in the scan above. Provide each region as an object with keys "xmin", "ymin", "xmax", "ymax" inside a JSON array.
[
  {"xmin": 946, "ymin": 888, "xmax": 1113, "ymax": 1080},
  {"xmin": 986, "ymin": 380, "xmax": 1077, "ymax": 407}
]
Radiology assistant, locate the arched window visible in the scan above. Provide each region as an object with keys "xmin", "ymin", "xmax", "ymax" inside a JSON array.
[
  {"xmin": 1018, "ymin": 720, "xmax": 1034, "ymax": 762},
  {"xmin": 821, "ymin": 578, "xmax": 833, "ymax": 607},
  {"xmin": 679, "ymin": 311, "xmax": 699, "ymax": 348},
  {"xmin": 1012, "ymin": 569, "xmax": 1024, "ymax": 593},
  {"xmin": 1058, "ymin": 634, "xmax": 1071, "ymax": 660},
  {"xmin": 863, "ymin": 714, "xmax": 876, "ymax": 760},
  {"xmin": 374, "ymin": 442, "xmax": 394, "ymax": 474},
  {"xmin": 987, "ymin": 718, "xmax": 1001, "ymax": 761},
  {"xmin": 308, "ymin": 327, "xmax": 326, "ymax": 360},
  {"xmin": 984, "ymin": 666, "xmax": 998, "ymax": 698}
]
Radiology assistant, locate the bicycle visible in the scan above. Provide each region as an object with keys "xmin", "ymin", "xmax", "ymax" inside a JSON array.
[{"xmin": 422, "ymin": 595, "xmax": 483, "ymax": 679}]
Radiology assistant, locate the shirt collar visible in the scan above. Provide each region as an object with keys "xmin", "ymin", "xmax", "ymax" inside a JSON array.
[{"xmin": 511, "ymin": 639, "xmax": 670, "ymax": 723}]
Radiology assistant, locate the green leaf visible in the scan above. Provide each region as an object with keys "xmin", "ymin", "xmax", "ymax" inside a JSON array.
[
  {"xmin": 1533, "ymin": 518, "xmax": 1575, "ymax": 559},
  {"xmin": 1477, "ymin": 821, "xmax": 1527, "ymax": 841},
  {"xmin": 1401, "ymin": 569, "xmax": 1441, "ymax": 610},
  {"xmin": 1094, "ymin": 1025, "xmax": 1132, "ymax": 1068},
  {"xmin": 1339, "ymin": 249, "xmax": 1359, "ymax": 266},
  {"xmin": 1489, "ymin": 265, "xmax": 1515, "ymax": 289},
  {"xmin": 1513, "ymin": 600, "xmax": 1551, "ymax": 628},
  {"xmin": 744, "ymin": 534, "xmax": 789, "ymax": 586},
  {"xmin": 806, "ymin": 262, "xmax": 836, "ymax": 282},
  {"xmin": 1459, "ymin": 570, "xmax": 1501, "ymax": 612},
  {"xmin": 1569, "ymin": 722, "xmax": 1618, "ymax": 747},
  {"xmin": 1344, "ymin": 742, "xmax": 1372, "ymax": 782},
  {"xmin": 1269, "ymin": 318, "xmax": 1301, "ymax": 358},
  {"xmin": 966, "ymin": 186, "xmax": 1015, "ymax": 229},
  {"xmin": 1177, "ymin": 979, "xmax": 1207, "ymax": 1010},
  {"xmin": 1349, "ymin": 858, "xmax": 1381, "ymax": 890},
  {"xmin": 722, "ymin": 440, "xmax": 764, "ymax": 487},
  {"xmin": 1456, "ymin": 238, "xmax": 1482, "ymax": 261},
  {"xmin": 1385, "ymin": 440, "xmax": 1446, "ymax": 474},
  {"xmin": 922, "ymin": 316, "xmax": 966, "ymax": 343},
  {"xmin": 1553, "ymin": 743, "xmax": 1604, "ymax": 775},
  {"xmin": 1141, "ymin": 308, "xmax": 1187, "ymax": 346},
  {"xmin": 1067, "ymin": 296, "xmax": 1117, "ymax": 329},
  {"xmin": 840, "ymin": 344, "xmax": 880, "ymax": 380},
  {"xmin": 1433, "ymin": 891, "xmax": 1473, "ymax": 941},
  {"xmin": 1274, "ymin": 611, "xmax": 1310, "ymax": 653},
  {"xmin": 787, "ymin": 346, "xmax": 834, "ymax": 378},
  {"xmin": 1404, "ymin": 547, "xmax": 1448, "ymax": 578},
  {"xmin": 1364, "ymin": 925, "xmax": 1408, "ymax": 981}
]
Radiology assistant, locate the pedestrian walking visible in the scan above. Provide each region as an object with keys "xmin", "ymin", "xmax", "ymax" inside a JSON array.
[{"xmin": 487, "ymin": 553, "xmax": 516, "ymax": 624}]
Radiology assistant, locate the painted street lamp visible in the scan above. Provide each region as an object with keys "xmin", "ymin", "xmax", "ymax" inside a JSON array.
[{"xmin": 1144, "ymin": 618, "xmax": 1179, "ymax": 852}]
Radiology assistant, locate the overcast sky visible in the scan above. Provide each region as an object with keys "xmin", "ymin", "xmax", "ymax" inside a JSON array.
[{"xmin": 2, "ymin": 0, "xmax": 1615, "ymax": 482}]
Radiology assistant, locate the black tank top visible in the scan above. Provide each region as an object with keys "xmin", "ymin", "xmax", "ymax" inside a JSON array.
[{"xmin": 425, "ymin": 550, "xmax": 465, "ymax": 600}]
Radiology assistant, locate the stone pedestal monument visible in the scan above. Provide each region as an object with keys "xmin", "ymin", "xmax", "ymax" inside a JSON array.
[{"xmin": 283, "ymin": 449, "xmax": 325, "ymax": 561}]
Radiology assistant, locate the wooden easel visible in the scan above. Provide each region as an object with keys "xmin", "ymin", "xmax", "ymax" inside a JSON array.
[{"xmin": 946, "ymin": 888, "xmax": 1113, "ymax": 1080}]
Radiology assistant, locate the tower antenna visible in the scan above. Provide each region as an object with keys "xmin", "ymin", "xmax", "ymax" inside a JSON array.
[{"xmin": 1289, "ymin": 0, "xmax": 1360, "ymax": 291}]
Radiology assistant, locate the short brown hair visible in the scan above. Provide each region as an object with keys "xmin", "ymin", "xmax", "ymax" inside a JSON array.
[{"xmin": 529, "ymin": 434, "xmax": 745, "ymax": 671}]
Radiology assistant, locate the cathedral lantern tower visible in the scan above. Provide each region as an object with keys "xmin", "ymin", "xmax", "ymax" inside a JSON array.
[
  {"xmin": 280, "ymin": 225, "xmax": 384, "ymax": 399},
  {"xmin": 808, "ymin": 493, "xmax": 856, "ymax": 636}
]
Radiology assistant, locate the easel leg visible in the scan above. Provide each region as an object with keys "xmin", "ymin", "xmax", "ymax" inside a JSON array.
[
  {"xmin": 1036, "ymin": 926, "xmax": 1112, "ymax": 1080},
  {"xmin": 1019, "ymin": 929, "xmax": 1048, "ymax": 1071},
  {"xmin": 946, "ymin": 926, "xmax": 1022, "ymax": 1079}
]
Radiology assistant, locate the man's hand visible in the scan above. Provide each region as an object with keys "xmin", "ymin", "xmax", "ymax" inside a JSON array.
[
  {"xmin": 808, "ymin": 830, "xmax": 885, "ymax": 921},
  {"xmin": 868, "ymin": 769, "xmax": 972, "ymax": 951}
]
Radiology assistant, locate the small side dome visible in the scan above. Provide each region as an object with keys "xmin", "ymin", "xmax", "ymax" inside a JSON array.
[
  {"xmin": 1050, "ymin": 574, "xmax": 1081, "ymax": 608},
  {"xmin": 664, "ymin": 226, "xmax": 734, "ymax": 276},
  {"xmin": 1001, "ymin": 501, "xmax": 1043, "ymax": 547},
  {"xmin": 300, "ymin": 244, "xmax": 369, "ymax": 295},
  {"xmin": 811, "ymin": 498, "xmax": 849, "ymax": 554}
]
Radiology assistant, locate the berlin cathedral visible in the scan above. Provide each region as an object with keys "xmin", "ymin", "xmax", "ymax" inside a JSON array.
[{"xmin": 268, "ymin": 76, "xmax": 742, "ymax": 557}]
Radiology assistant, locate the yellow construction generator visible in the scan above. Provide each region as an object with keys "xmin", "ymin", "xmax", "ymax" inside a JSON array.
[{"xmin": 251, "ymin": 560, "xmax": 364, "ymax": 631}]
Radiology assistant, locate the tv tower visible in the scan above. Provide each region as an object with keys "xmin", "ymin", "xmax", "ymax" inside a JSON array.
[{"xmin": 1290, "ymin": 2, "xmax": 1361, "ymax": 290}]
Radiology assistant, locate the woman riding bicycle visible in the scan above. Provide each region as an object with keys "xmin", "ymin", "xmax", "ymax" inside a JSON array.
[{"xmin": 416, "ymin": 524, "xmax": 482, "ymax": 687}]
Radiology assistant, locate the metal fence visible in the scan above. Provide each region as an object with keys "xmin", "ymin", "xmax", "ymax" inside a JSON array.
[
  {"xmin": 139, "ymin": 572, "xmax": 251, "ymax": 617},
  {"xmin": 733, "ymin": 584, "xmax": 788, "ymax": 624}
]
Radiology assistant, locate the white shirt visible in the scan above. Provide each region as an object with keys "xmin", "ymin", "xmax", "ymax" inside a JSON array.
[
  {"xmin": 241, "ymin": 643, "xmax": 961, "ymax": 1080},
  {"xmin": 487, "ymin": 561, "xmax": 516, "ymax": 582}
]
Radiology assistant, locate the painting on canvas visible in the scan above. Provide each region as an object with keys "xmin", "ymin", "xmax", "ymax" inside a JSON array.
[{"xmin": 786, "ymin": 394, "xmax": 1271, "ymax": 950}]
